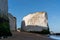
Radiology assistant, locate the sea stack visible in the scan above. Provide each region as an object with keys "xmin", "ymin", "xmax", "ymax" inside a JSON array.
[{"xmin": 21, "ymin": 12, "xmax": 50, "ymax": 34}]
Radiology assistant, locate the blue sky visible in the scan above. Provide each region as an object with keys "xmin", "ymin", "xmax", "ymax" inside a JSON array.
[{"xmin": 8, "ymin": 0, "xmax": 60, "ymax": 33}]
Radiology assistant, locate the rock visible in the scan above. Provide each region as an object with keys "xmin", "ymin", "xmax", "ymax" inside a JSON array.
[
  {"xmin": 0, "ymin": 0, "xmax": 12, "ymax": 37},
  {"xmin": 21, "ymin": 12, "xmax": 50, "ymax": 34},
  {"xmin": 0, "ymin": 0, "xmax": 8, "ymax": 15},
  {"xmin": 8, "ymin": 13, "xmax": 17, "ymax": 31}
]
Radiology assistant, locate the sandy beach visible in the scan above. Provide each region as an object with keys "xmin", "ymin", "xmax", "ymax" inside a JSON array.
[{"xmin": 0, "ymin": 32, "xmax": 54, "ymax": 40}]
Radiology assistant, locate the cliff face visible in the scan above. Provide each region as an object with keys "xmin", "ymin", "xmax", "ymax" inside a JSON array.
[
  {"xmin": 8, "ymin": 13, "xmax": 17, "ymax": 31},
  {"xmin": 23, "ymin": 12, "xmax": 48, "ymax": 27},
  {"xmin": 0, "ymin": 0, "xmax": 8, "ymax": 15},
  {"xmin": 21, "ymin": 12, "xmax": 49, "ymax": 34}
]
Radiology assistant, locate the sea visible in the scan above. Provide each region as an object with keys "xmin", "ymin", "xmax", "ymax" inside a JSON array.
[{"xmin": 49, "ymin": 35, "xmax": 60, "ymax": 40}]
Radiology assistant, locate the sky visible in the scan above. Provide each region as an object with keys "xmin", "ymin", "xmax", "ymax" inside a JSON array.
[{"xmin": 8, "ymin": 0, "xmax": 60, "ymax": 33}]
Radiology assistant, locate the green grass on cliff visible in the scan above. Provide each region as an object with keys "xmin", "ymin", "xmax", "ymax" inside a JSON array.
[{"xmin": 0, "ymin": 15, "xmax": 12, "ymax": 38}]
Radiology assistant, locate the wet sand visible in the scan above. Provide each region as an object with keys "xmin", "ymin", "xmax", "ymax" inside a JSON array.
[{"xmin": 1, "ymin": 32, "xmax": 54, "ymax": 40}]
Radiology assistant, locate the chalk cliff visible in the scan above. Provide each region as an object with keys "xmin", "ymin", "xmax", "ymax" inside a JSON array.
[{"xmin": 21, "ymin": 12, "xmax": 49, "ymax": 34}]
